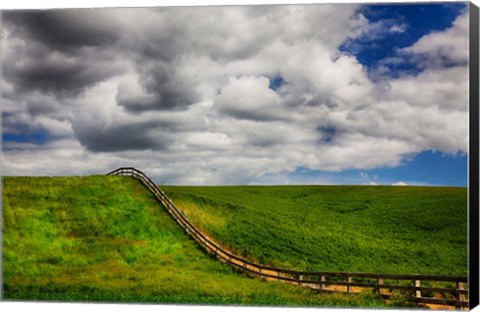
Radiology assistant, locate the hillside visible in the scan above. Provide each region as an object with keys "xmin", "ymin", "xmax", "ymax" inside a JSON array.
[
  {"xmin": 163, "ymin": 185, "xmax": 468, "ymax": 276},
  {"xmin": 3, "ymin": 176, "xmax": 395, "ymax": 307}
]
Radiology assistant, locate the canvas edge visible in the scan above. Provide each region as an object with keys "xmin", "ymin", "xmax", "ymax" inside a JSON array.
[{"xmin": 469, "ymin": 1, "xmax": 480, "ymax": 310}]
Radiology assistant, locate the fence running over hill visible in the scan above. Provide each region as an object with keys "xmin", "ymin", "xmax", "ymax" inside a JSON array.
[{"xmin": 107, "ymin": 167, "xmax": 469, "ymax": 309}]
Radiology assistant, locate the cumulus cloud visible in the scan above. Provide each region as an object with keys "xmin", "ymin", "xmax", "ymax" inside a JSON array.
[
  {"xmin": 115, "ymin": 66, "xmax": 199, "ymax": 112},
  {"xmin": 400, "ymin": 10, "xmax": 469, "ymax": 68},
  {"xmin": 0, "ymin": 4, "xmax": 470, "ymax": 184},
  {"xmin": 215, "ymin": 76, "xmax": 284, "ymax": 121}
]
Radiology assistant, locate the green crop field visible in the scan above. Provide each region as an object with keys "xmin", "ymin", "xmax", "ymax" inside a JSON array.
[
  {"xmin": 163, "ymin": 184, "xmax": 468, "ymax": 276},
  {"xmin": 2, "ymin": 176, "xmax": 403, "ymax": 307}
]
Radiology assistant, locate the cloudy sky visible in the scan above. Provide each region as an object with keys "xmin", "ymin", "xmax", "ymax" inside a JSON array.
[{"xmin": 0, "ymin": 2, "xmax": 470, "ymax": 186}]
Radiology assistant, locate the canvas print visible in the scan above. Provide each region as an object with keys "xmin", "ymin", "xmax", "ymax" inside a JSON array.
[{"xmin": 1, "ymin": 1, "xmax": 478, "ymax": 310}]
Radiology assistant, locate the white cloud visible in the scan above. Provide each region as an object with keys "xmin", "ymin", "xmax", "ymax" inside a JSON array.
[
  {"xmin": 393, "ymin": 181, "xmax": 407, "ymax": 186},
  {"xmin": 215, "ymin": 76, "xmax": 283, "ymax": 120},
  {"xmin": 401, "ymin": 11, "xmax": 468, "ymax": 67},
  {"xmin": 390, "ymin": 23, "xmax": 407, "ymax": 33}
]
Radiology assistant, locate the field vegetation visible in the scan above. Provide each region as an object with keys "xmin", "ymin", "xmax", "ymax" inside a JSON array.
[
  {"xmin": 3, "ymin": 176, "xmax": 404, "ymax": 307},
  {"xmin": 163, "ymin": 185, "xmax": 467, "ymax": 276}
]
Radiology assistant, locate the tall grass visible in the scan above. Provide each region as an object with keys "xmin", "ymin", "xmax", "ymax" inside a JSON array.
[{"xmin": 2, "ymin": 176, "xmax": 405, "ymax": 307}]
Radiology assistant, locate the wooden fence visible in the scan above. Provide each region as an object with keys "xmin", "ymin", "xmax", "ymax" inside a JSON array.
[{"xmin": 107, "ymin": 167, "xmax": 470, "ymax": 309}]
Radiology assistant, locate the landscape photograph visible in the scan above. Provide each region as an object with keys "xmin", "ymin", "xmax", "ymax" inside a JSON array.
[{"xmin": 0, "ymin": 1, "xmax": 475, "ymax": 310}]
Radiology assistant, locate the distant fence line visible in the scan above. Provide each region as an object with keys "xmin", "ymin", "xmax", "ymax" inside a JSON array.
[{"xmin": 107, "ymin": 167, "xmax": 469, "ymax": 309}]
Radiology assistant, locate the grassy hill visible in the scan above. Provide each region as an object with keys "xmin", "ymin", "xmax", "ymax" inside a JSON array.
[
  {"xmin": 163, "ymin": 185, "xmax": 468, "ymax": 276},
  {"xmin": 3, "ymin": 176, "xmax": 398, "ymax": 307}
]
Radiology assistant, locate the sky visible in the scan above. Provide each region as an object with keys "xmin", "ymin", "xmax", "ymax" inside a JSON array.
[{"xmin": 0, "ymin": 2, "xmax": 471, "ymax": 186}]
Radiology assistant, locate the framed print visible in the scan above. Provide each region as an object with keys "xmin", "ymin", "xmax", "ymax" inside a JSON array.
[{"xmin": 1, "ymin": 1, "xmax": 479, "ymax": 310}]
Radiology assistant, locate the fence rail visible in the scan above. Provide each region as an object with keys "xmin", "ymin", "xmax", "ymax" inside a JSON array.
[{"xmin": 107, "ymin": 167, "xmax": 470, "ymax": 309}]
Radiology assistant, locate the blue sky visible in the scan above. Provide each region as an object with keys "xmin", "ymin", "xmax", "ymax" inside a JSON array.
[
  {"xmin": 256, "ymin": 151, "xmax": 467, "ymax": 186},
  {"xmin": 342, "ymin": 3, "xmax": 467, "ymax": 68},
  {"xmin": 3, "ymin": 132, "xmax": 48, "ymax": 145},
  {"xmin": 1, "ymin": 3, "xmax": 470, "ymax": 185}
]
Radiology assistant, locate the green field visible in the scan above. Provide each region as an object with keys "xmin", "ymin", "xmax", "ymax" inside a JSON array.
[
  {"xmin": 3, "ymin": 176, "xmax": 402, "ymax": 307},
  {"xmin": 163, "ymin": 185, "xmax": 468, "ymax": 276}
]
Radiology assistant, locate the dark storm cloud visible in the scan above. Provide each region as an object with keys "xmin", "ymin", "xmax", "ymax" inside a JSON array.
[
  {"xmin": 117, "ymin": 61, "xmax": 199, "ymax": 112},
  {"xmin": 130, "ymin": 26, "xmax": 181, "ymax": 62},
  {"xmin": 1, "ymin": 7, "xmax": 202, "ymax": 158},
  {"xmin": 2, "ymin": 11, "xmax": 124, "ymax": 97},
  {"xmin": 25, "ymin": 97, "xmax": 59, "ymax": 115},
  {"xmin": 5, "ymin": 51, "xmax": 121, "ymax": 97},
  {"xmin": 3, "ymin": 8, "xmax": 199, "ymax": 108},
  {"xmin": 116, "ymin": 86, "xmax": 196, "ymax": 112},
  {"xmin": 2, "ymin": 10, "xmax": 120, "ymax": 50},
  {"xmin": 218, "ymin": 109, "xmax": 279, "ymax": 122},
  {"xmin": 77, "ymin": 130, "xmax": 159, "ymax": 152},
  {"xmin": 74, "ymin": 122, "xmax": 172, "ymax": 152}
]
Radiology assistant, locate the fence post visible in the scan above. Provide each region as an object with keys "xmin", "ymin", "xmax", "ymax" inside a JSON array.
[
  {"xmin": 298, "ymin": 274, "xmax": 303, "ymax": 285},
  {"xmin": 457, "ymin": 281, "xmax": 466, "ymax": 300},
  {"xmin": 320, "ymin": 275, "xmax": 326, "ymax": 291},
  {"xmin": 377, "ymin": 278, "xmax": 384, "ymax": 295},
  {"xmin": 456, "ymin": 281, "xmax": 465, "ymax": 310},
  {"xmin": 414, "ymin": 279, "xmax": 421, "ymax": 299},
  {"xmin": 347, "ymin": 276, "xmax": 353, "ymax": 293}
]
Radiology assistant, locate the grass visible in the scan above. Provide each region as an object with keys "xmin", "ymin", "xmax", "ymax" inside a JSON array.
[
  {"xmin": 162, "ymin": 185, "xmax": 468, "ymax": 276},
  {"xmin": 2, "ymin": 176, "xmax": 406, "ymax": 307}
]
